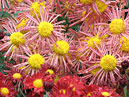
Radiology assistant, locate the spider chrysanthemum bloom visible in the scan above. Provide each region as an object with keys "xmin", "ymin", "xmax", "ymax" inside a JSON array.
[
  {"xmin": 73, "ymin": 25, "xmax": 107, "ymax": 71},
  {"xmin": 13, "ymin": 46, "xmax": 46, "ymax": 75},
  {"xmin": 48, "ymin": 39, "xmax": 75, "ymax": 73},
  {"xmin": 14, "ymin": 0, "xmax": 52, "ymax": 18},
  {"xmin": 0, "ymin": 80, "xmax": 17, "ymax": 97},
  {"xmin": 80, "ymin": 41, "xmax": 128, "ymax": 87},
  {"xmin": 0, "ymin": 20, "xmax": 27, "ymax": 59},
  {"xmin": 68, "ymin": 0, "xmax": 113, "ymax": 27},
  {"xmin": 97, "ymin": 5, "xmax": 129, "ymax": 41},
  {"xmin": 23, "ymin": 7, "xmax": 65, "ymax": 50}
]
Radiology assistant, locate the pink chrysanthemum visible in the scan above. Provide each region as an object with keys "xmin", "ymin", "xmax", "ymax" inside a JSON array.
[
  {"xmin": 47, "ymin": 38, "xmax": 76, "ymax": 74},
  {"xmin": 96, "ymin": 5, "xmax": 129, "ymax": 41},
  {"xmin": 80, "ymin": 41, "xmax": 129, "ymax": 88},
  {"xmin": 22, "ymin": 7, "xmax": 65, "ymax": 50},
  {"xmin": 13, "ymin": 45, "xmax": 46, "ymax": 75},
  {"xmin": 0, "ymin": 20, "xmax": 27, "ymax": 59}
]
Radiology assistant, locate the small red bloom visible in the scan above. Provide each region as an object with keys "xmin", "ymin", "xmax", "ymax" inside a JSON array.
[{"xmin": 0, "ymin": 80, "xmax": 17, "ymax": 97}]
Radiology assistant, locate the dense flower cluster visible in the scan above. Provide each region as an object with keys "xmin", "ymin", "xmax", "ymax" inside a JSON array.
[{"xmin": 0, "ymin": 0, "xmax": 129, "ymax": 97}]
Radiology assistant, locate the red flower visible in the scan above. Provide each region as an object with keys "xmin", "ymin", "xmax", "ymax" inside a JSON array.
[
  {"xmin": 84, "ymin": 85, "xmax": 119, "ymax": 97},
  {"xmin": 24, "ymin": 72, "xmax": 54, "ymax": 95},
  {"xmin": 50, "ymin": 75, "xmax": 85, "ymax": 97},
  {"xmin": 0, "ymin": 80, "xmax": 17, "ymax": 97}
]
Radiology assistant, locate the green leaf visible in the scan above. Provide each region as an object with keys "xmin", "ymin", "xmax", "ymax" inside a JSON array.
[
  {"xmin": 0, "ymin": 11, "xmax": 3, "ymax": 18},
  {"xmin": 124, "ymin": 86, "xmax": 129, "ymax": 97},
  {"xmin": 3, "ymin": 11, "xmax": 11, "ymax": 18}
]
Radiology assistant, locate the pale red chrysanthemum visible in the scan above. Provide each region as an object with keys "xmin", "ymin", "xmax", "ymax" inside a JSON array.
[
  {"xmin": 96, "ymin": 5, "xmax": 129, "ymax": 41},
  {"xmin": 13, "ymin": 44, "xmax": 47, "ymax": 75},
  {"xmin": 15, "ymin": 0, "xmax": 52, "ymax": 18},
  {"xmin": 72, "ymin": 25, "xmax": 108, "ymax": 71},
  {"xmin": 0, "ymin": 80, "xmax": 17, "ymax": 97},
  {"xmin": 47, "ymin": 37, "xmax": 76, "ymax": 74},
  {"xmin": 0, "ymin": 20, "xmax": 28, "ymax": 59},
  {"xmin": 22, "ymin": 7, "xmax": 65, "ymax": 50},
  {"xmin": 68, "ymin": 0, "xmax": 116, "ymax": 27},
  {"xmin": 80, "ymin": 40, "xmax": 129, "ymax": 88}
]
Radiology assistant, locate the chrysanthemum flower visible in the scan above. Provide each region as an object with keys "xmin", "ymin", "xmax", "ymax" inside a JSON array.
[
  {"xmin": 22, "ymin": 7, "xmax": 65, "ymax": 50},
  {"xmin": 83, "ymin": 84, "xmax": 119, "ymax": 97},
  {"xmin": 80, "ymin": 41, "xmax": 129, "ymax": 87},
  {"xmin": 24, "ymin": 72, "xmax": 53, "ymax": 95},
  {"xmin": 0, "ymin": 80, "xmax": 17, "ymax": 97},
  {"xmin": 73, "ymin": 25, "xmax": 108, "ymax": 71},
  {"xmin": 13, "ymin": 46, "xmax": 46, "ymax": 75},
  {"xmin": 15, "ymin": 0, "xmax": 51, "ymax": 18},
  {"xmin": 0, "ymin": 20, "xmax": 27, "ymax": 59},
  {"xmin": 68, "ymin": 0, "xmax": 114, "ymax": 27},
  {"xmin": 50, "ymin": 76, "xmax": 79, "ymax": 97},
  {"xmin": 97, "ymin": 5, "xmax": 129, "ymax": 41},
  {"xmin": 47, "ymin": 39, "xmax": 75, "ymax": 74}
]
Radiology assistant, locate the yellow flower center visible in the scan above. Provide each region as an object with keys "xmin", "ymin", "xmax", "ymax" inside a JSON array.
[
  {"xmin": 33, "ymin": 79, "xmax": 43, "ymax": 88},
  {"xmin": 87, "ymin": 36, "xmax": 101, "ymax": 48},
  {"xmin": 120, "ymin": 37, "xmax": 129, "ymax": 52},
  {"xmin": 28, "ymin": 54, "xmax": 45, "ymax": 69},
  {"xmin": 91, "ymin": 64, "xmax": 101, "ymax": 75},
  {"xmin": 0, "ymin": 87, "xmax": 9, "ymax": 96},
  {"xmin": 100, "ymin": 55, "xmax": 117, "ymax": 71},
  {"xmin": 30, "ymin": 2, "xmax": 45, "ymax": 17},
  {"xmin": 53, "ymin": 40, "xmax": 69, "ymax": 55},
  {"xmin": 80, "ymin": 0, "xmax": 93, "ymax": 5},
  {"xmin": 46, "ymin": 69, "xmax": 54, "ymax": 75},
  {"xmin": 13, "ymin": 73, "xmax": 22, "ymax": 79},
  {"xmin": 10, "ymin": 32, "xmax": 25, "ymax": 46},
  {"xmin": 16, "ymin": 19, "xmax": 29, "ymax": 34},
  {"xmin": 59, "ymin": 89, "xmax": 66, "ymax": 94},
  {"xmin": 95, "ymin": 0, "xmax": 107, "ymax": 13},
  {"xmin": 101, "ymin": 92, "xmax": 110, "ymax": 97},
  {"xmin": 37, "ymin": 21, "xmax": 53, "ymax": 37},
  {"xmin": 11, "ymin": 0, "xmax": 22, "ymax": 3},
  {"xmin": 109, "ymin": 19, "xmax": 124, "ymax": 34}
]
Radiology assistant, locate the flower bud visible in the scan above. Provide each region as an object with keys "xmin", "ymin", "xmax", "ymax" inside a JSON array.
[
  {"xmin": 121, "ymin": 60, "xmax": 129, "ymax": 70},
  {"xmin": 43, "ymin": 81, "xmax": 54, "ymax": 91}
]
